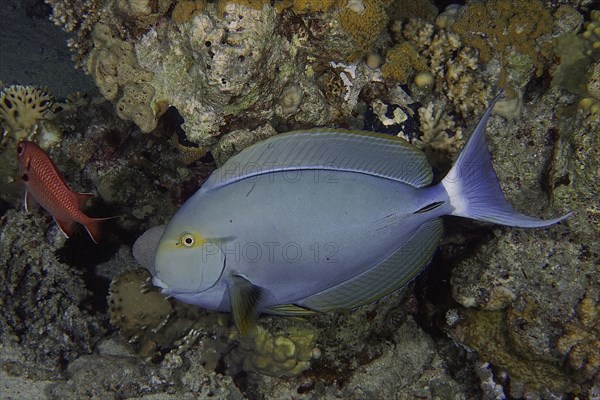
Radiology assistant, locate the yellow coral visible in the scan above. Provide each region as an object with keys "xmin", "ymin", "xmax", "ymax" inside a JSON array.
[
  {"xmin": 451, "ymin": 309, "xmax": 578, "ymax": 396},
  {"xmin": 0, "ymin": 85, "xmax": 54, "ymax": 137},
  {"xmin": 382, "ymin": 42, "xmax": 427, "ymax": 83},
  {"xmin": 582, "ymin": 10, "xmax": 600, "ymax": 58},
  {"xmin": 276, "ymin": 0, "xmax": 341, "ymax": 14},
  {"xmin": 172, "ymin": 0, "xmax": 206, "ymax": 24},
  {"xmin": 226, "ymin": 323, "xmax": 318, "ymax": 378},
  {"xmin": 86, "ymin": 23, "xmax": 158, "ymax": 132},
  {"xmin": 339, "ymin": 0, "xmax": 389, "ymax": 55}
]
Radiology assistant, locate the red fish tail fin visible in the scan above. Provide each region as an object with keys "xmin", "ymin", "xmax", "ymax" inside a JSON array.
[
  {"xmin": 83, "ymin": 219, "xmax": 103, "ymax": 244},
  {"xmin": 76, "ymin": 192, "xmax": 94, "ymax": 209},
  {"xmin": 83, "ymin": 216, "xmax": 122, "ymax": 243}
]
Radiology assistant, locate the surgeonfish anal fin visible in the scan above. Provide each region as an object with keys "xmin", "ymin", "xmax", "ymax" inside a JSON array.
[{"xmin": 228, "ymin": 275, "xmax": 269, "ymax": 336}]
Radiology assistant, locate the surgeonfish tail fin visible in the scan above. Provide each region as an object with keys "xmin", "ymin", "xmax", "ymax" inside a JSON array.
[{"xmin": 440, "ymin": 93, "xmax": 572, "ymax": 228}]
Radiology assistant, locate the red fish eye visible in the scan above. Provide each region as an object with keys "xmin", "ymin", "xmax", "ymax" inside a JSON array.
[{"xmin": 17, "ymin": 143, "xmax": 23, "ymax": 155}]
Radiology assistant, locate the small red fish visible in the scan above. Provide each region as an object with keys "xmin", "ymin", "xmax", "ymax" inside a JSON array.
[{"xmin": 16, "ymin": 140, "xmax": 112, "ymax": 243}]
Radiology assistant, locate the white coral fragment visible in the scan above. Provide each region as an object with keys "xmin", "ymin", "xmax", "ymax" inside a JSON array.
[{"xmin": 409, "ymin": 101, "xmax": 463, "ymax": 153}]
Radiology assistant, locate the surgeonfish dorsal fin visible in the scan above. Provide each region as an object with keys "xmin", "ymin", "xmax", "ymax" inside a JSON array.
[
  {"xmin": 228, "ymin": 275, "xmax": 268, "ymax": 336},
  {"xmin": 201, "ymin": 129, "xmax": 433, "ymax": 193}
]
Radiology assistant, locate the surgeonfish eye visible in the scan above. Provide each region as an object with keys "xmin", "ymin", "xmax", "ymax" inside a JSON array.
[{"xmin": 179, "ymin": 232, "xmax": 196, "ymax": 247}]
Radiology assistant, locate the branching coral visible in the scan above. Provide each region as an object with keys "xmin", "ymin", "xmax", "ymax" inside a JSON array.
[
  {"xmin": 397, "ymin": 18, "xmax": 491, "ymax": 118},
  {"xmin": 413, "ymin": 101, "xmax": 463, "ymax": 154}
]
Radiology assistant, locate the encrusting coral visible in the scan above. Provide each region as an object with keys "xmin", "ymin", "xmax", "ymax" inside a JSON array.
[
  {"xmin": 556, "ymin": 290, "xmax": 600, "ymax": 382},
  {"xmin": 108, "ymin": 268, "xmax": 210, "ymax": 359},
  {"xmin": 109, "ymin": 268, "xmax": 320, "ymax": 378},
  {"xmin": 339, "ymin": 0, "xmax": 390, "ymax": 56},
  {"xmin": 450, "ymin": 308, "xmax": 580, "ymax": 398},
  {"xmin": 225, "ymin": 323, "xmax": 319, "ymax": 378},
  {"xmin": 86, "ymin": 23, "xmax": 158, "ymax": 132}
]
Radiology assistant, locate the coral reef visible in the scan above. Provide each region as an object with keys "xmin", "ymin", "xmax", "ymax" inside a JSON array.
[
  {"xmin": 4, "ymin": 1, "xmax": 599, "ymax": 398},
  {"xmin": 0, "ymin": 209, "xmax": 105, "ymax": 374},
  {"xmin": 211, "ymin": 123, "xmax": 278, "ymax": 166},
  {"xmin": 401, "ymin": 19, "xmax": 492, "ymax": 118},
  {"xmin": 134, "ymin": 3, "xmax": 303, "ymax": 146},
  {"xmin": 448, "ymin": 94, "xmax": 599, "ymax": 398}
]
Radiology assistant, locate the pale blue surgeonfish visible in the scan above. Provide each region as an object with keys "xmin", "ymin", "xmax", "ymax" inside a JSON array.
[{"xmin": 133, "ymin": 95, "xmax": 571, "ymax": 335}]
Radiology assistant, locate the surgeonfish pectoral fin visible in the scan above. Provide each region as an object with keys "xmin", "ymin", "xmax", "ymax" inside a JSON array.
[
  {"xmin": 54, "ymin": 217, "xmax": 76, "ymax": 239},
  {"xmin": 440, "ymin": 93, "xmax": 572, "ymax": 228},
  {"xmin": 228, "ymin": 275, "xmax": 268, "ymax": 336}
]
